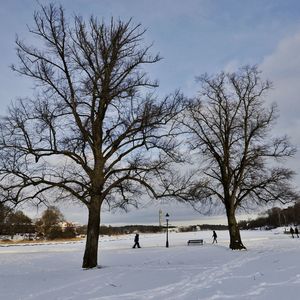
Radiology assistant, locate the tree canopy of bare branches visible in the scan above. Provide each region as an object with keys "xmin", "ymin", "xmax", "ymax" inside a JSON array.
[
  {"xmin": 182, "ymin": 66, "xmax": 298, "ymax": 249},
  {"xmin": 0, "ymin": 4, "xmax": 183, "ymax": 268}
]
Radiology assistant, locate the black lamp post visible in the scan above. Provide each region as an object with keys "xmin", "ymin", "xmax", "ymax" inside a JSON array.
[{"xmin": 165, "ymin": 213, "xmax": 169, "ymax": 248}]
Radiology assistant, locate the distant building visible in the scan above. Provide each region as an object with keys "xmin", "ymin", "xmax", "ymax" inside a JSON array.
[{"xmin": 58, "ymin": 221, "xmax": 80, "ymax": 232}]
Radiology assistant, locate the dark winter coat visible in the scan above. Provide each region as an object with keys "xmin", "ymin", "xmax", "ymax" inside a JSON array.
[{"xmin": 134, "ymin": 234, "xmax": 139, "ymax": 242}]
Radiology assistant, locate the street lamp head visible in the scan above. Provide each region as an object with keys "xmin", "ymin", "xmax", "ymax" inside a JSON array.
[{"xmin": 165, "ymin": 213, "xmax": 169, "ymax": 221}]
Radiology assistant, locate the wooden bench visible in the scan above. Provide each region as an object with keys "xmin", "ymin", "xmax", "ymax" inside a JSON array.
[{"xmin": 187, "ymin": 239, "xmax": 203, "ymax": 246}]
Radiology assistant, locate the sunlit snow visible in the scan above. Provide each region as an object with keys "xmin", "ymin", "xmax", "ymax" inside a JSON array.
[{"xmin": 1, "ymin": 229, "xmax": 300, "ymax": 299}]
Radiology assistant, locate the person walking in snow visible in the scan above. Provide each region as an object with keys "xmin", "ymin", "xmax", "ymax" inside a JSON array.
[
  {"xmin": 290, "ymin": 227, "xmax": 294, "ymax": 238},
  {"xmin": 295, "ymin": 227, "xmax": 299, "ymax": 238},
  {"xmin": 212, "ymin": 230, "xmax": 218, "ymax": 244},
  {"xmin": 132, "ymin": 233, "xmax": 141, "ymax": 248}
]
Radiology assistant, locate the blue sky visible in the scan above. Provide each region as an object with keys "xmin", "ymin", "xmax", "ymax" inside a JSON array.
[{"xmin": 1, "ymin": 1, "xmax": 300, "ymax": 225}]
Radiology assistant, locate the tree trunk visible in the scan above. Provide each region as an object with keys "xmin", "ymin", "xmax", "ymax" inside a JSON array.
[
  {"xmin": 226, "ymin": 208, "xmax": 246, "ymax": 250},
  {"xmin": 82, "ymin": 199, "xmax": 101, "ymax": 268}
]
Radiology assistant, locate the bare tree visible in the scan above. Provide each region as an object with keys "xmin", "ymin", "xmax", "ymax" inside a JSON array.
[
  {"xmin": 0, "ymin": 4, "xmax": 183, "ymax": 268},
  {"xmin": 182, "ymin": 66, "xmax": 298, "ymax": 249},
  {"xmin": 35, "ymin": 206, "xmax": 65, "ymax": 238}
]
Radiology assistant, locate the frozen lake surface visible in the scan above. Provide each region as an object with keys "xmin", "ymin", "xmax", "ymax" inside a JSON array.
[{"xmin": 1, "ymin": 229, "xmax": 300, "ymax": 299}]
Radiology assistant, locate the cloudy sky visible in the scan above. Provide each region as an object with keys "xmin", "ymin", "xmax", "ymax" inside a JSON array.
[{"xmin": 1, "ymin": 0, "xmax": 300, "ymax": 225}]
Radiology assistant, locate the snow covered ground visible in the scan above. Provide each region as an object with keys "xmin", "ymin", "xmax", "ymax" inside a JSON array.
[{"xmin": 1, "ymin": 229, "xmax": 300, "ymax": 300}]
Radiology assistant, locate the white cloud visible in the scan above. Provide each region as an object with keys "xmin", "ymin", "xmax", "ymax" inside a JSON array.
[
  {"xmin": 223, "ymin": 60, "xmax": 242, "ymax": 73},
  {"xmin": 260, "ymin": 31, "xmax": 300, "ymax": 183},
  {"xmin": 262, "ymin": 33, "xmax": 300, "ymax": 79},
  {"xmin": 261, "ymin": 32, "xmax": 300, "ymax": 126}
]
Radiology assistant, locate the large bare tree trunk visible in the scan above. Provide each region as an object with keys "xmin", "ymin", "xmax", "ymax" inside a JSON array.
[
  {"xmin": 226, "ymin": 208, "xmax": 246, "ymax": 250},
  {"xmin": 82, "ymin": 199, "xmax": 101, "ymax": 268}
]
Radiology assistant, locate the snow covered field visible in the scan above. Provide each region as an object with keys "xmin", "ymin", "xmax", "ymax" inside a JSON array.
[{"xmin": 1, "ymin": 229, "xmax": 300, "ymax": 300}]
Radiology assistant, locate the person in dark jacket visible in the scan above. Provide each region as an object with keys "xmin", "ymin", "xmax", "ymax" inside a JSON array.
[
  {"xmin": 212, "ymin": 230, "xmax": 217, "ymax": 244},
  {"xmin": 295, "ymin": 227, "xmax": 299, "ymax": 238},
  {"xmin": 290, "ymin": 227, "xmax": 294, "ymax": 238},
  {"xmin": 132, "ymin": 233, "xmax": 141, "ymax": 248}
]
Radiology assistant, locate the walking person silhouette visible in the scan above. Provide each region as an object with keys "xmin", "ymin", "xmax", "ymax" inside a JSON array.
[
  {"xmin": 212, "ymin": 230, "xmax": 218, "ymax": 244},
  {"xmin": 295, "ymin": 227, "xmax": 299, "ymax": 238},
  {"xmin": 132, "ymin": 233, "xmax": 141, "ymax": 248},
  {"xmin": 290, "ymin": 227, "xmax": 294, "ymax": 238}
]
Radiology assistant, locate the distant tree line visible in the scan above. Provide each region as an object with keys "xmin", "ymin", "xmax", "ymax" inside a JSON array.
[
  {"xmin": 239, "ymin": 202, "xmax": 300, "ymax": 230},
  {"xmin": 1, "ymin": 204, "xmax": 167, "ymax": 238},
  {"xmin": 4, "ymin": 201, "xmax": 300, "ymax": 241},
  {"xmin": 0, "ymin": 205, "xmax": 76, "ymax": 240},
  {"xmin": 2, "ymin": 203, "xmax": 232, "ymax": 238},
  {"xmin": 98, "ymin": 225, "xmax": 166, "ymax": 236},
  {"xmin": 0, "ymin": 203, "xmax": 34, "ymax": 236},
  {"xmin": 178, "ymin": 224, "xmax": 228, "ymax": 232},
  {"xmin": 199, "ymin": 224, "xmax": 228, "ymax": 230}
]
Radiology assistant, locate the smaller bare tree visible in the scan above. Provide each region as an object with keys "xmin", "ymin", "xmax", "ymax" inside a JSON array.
[
  {"xmin": 35, "ymin": 206, "xmax": 65, "ymax": 238},
  {"xmin": 182, "ymin": 66, "xmax": 298, "ymax": 249}
]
